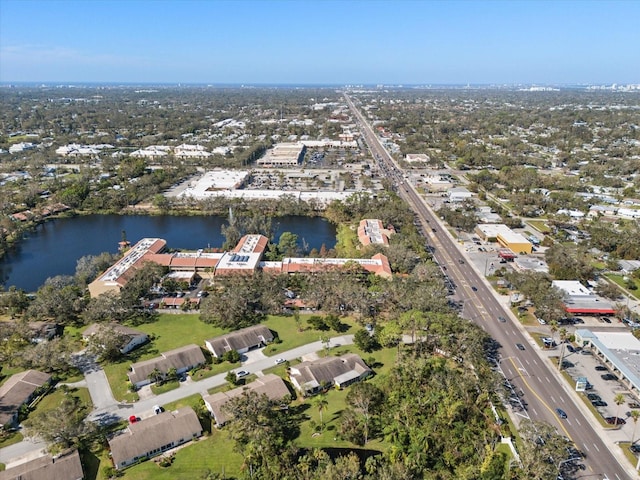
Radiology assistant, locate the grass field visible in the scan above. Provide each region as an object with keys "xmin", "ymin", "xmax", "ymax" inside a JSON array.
[
  {"xmin": 94, "ymin": 343, "xmax": 400, "ymax": 479},
  {"xmin": 101, "ymin": 313, "xmax": 361, "ymax": 401},
  {"xmin": 606, "ymin": 274, "xmax": 640, "ymax": 300},
  {"xmin": 526, "ymin": 219, "xmax": 551, "ymax": 233}
]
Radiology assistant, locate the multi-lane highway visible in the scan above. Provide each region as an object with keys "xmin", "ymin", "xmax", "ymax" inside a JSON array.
[{"xmin": 345, "ymin": 93, "xmax": 633, "ymax": 480}]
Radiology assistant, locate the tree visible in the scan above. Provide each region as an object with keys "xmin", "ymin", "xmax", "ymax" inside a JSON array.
[
  {"xmin": 23, "ymin": 393, "xmax": 95, "ymax": 453},
  {"xmin": 225, "ymin": 370, "xmax": 238, "ymax": 386},
  {"xmin": 345, "ymin": 382, "xmax": 384, "ymax": 444},
  {"xmin": 85, "ymin": 325, "xmax": 129, "ymax": 362},
  {"xmin": 353, "ymin": 328, "xmax": 379, "ymax": 353},
  {"xmin": 222, "ymin": 391, "xmax": 295, "ymax": 477},
  {"xmin": 631, "ymin": 410, "xmax": 640, "ymax": 444},
  {"xmin": 314, "ymin": 396, "xmax": 328, "ymax": 430},
  {"xmin": 614, "ymin": 393, "xmax": 625, "ymax": 425},
  {"xmin": 148, "ymin": 367, "xmax": 163, "ymax": 385}
]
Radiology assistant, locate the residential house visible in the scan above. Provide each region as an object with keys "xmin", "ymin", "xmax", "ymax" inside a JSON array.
[
  {"xmin": 108, "ymin": 407, "xmax": 202, "ymax": 470},
  {"xmin": 202, "ymin": 374, "xmax": 290, "ymax": 426},
  {"xmin": 128, "ymin": 344, "xmax": 206, "ymax": 388},
  {"xmin": 0, "ymin": 370, "xmax": 52, "ymax": 427},
  {"xmin": 289, "ymin": 354, "xmax": 372, "ymax": 396},
  {"xmin": 205, "ymin": 325, "xmax": 274, "ymax": 358},
  {"xmin": 0, "ymin": 450, "xmax": 83, "ymax": 480},
  {"xmin": 82, "ymin": 323, "xmax": 149, "ymax": 354}
]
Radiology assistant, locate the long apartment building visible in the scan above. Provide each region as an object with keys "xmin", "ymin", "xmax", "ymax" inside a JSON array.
[{"xmin": 89, "ymin": 234, "xmax": 392, "ymax": 298}]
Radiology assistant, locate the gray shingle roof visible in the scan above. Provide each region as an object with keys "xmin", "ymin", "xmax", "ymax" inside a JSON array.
[
  {"xmin": 108, "ymin": 407, "xmax": 202, "ymax": 469},
  {"xmin": 202, "ymin": 373, "xmax": 290, "ymax": 425},
  {"xmin": 205, "ymin": 324, "xmax": 274, "ymax": 357},
  {"xmin": 128, "ymin": 344, "xmax": 205, "ymax": 385},
  {"xmin": 0, "ymin": 450, "xmax": 83, "ymax": 480},
  {"xmin": 0, "ymin": 370, "xmax": 52, "ymax": 426}
]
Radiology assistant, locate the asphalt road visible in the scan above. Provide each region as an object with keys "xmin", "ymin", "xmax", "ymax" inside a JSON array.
[{"xmin": 345, "ymin": 92, "xmax": 634, "ymax": 480}]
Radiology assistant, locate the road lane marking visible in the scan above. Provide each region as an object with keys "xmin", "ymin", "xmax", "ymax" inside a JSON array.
[
  {"xmin": 550, "ymin": 396, "xmax": 557, "ymax": 403},
  {"xmin": 507, "ymin": 358, "xmax": 574, "ymax": 442},
  {"xmin": 593, "ymin": 443, "xmax": 600, "ymax": 452}
]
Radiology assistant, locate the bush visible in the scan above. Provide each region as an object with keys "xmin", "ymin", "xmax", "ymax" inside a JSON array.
[{"xmin": 223, "ymin": 350, "xmax": 241, "ymax": 363}]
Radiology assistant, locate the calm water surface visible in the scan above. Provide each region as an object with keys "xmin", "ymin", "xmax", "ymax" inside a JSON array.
[{"xmin": 0, "ymin": 215, "xmax": 336, "ymax": 292}]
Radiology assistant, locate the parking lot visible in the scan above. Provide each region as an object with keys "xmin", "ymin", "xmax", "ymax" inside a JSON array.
[{"xmin": 558, "ymin": 345, "xmax": 639, "ymax": 432}]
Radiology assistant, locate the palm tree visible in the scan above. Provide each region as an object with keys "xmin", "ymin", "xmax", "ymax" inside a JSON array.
[
  {"xmin": 315, "ymin": 396, "xmax": 328, "ymax": 429},
  {"xmin": 614, "ymin": 393, "xmax": 626, "ymax": 426},
  {"xmin": 631, "ymin": 410, "xmax": 640, "ymax": 443}
]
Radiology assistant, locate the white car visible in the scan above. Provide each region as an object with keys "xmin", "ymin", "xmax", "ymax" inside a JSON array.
[
  {"xmin": 274, "ymin": 358, "xmax": 286, "ymax": 365},
  {"xmin": 235, "ymin": 370, "xmax": 249, "ymax": 378}
]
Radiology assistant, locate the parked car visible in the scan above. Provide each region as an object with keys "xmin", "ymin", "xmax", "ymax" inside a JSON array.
[
  {"xmin": 580, "ymin": 349, "xmax": 593, "ymax": 355},
  {"xmin": 235, "ymin": 370, "xmax": 249, "ymax": 378},
  {"xmin": 591, "ymin": 400, "xmax": 608, "ymax": 407},
  {"xmin": 601, "ymin": 374, "xmax": 618, "ymax": 381},
  {"xmin": 566, "ymin": 345, "xmax": 575, "ymax": 353},
  {"xmin": 630, "ymin": 444, "xmax": 640, "ymax": 453},
  {"xmin": 561, "ymin": 361, "xmax": 574, "ymax": 368},
  {"xmin": 129, "ymin": 415, "xmax": 139, "ymax": 424},
  {"xmin": 274, "ymin": 358, "xmax": 286, "ymax": 365},
  {"xmin": 605, "ymin": 416, "xmax": 626, "ymax": 425},
  {"xmin": 153, "ymin": 405, "xmax": 163, "ymax": 415},
  {"xmin": 595, "ymin": 365, "xmax": 608, "ymax": 371},
  {"xmin": 587, "ymin": 393, "xmax": 601, "ymax": 401}
]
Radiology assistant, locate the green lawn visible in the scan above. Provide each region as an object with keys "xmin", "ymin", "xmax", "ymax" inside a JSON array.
[
  {"xmin": 262, "ymin": 314, "xmax": 359, "ymax": 356},
  {"xmin": 606, "ymin": 274, "xmax": 640, "ymax": 300},
  {"xmin": 102, "ymin": 313, "xmax": 357, "ymax": 402},
  {"xmin": 32, "ymin": 386, "xmax": 92, "ymax": 413},
  {"xmin": 0, "ymin": 431, "xmax": 23, "ymax": 448},
  {"xmin": 118, "ymin": 429, "xmax": 244, "ymax": 479},
  {"xmin": 90, "ymin": 344, "xmax": 402, "ymax": 479},
  {"xmin": 526, "ymin": 219, "xmax": 551, "ymax": 233},
  {"xmin": 151, "ymin": 380, "xmax": 180, "ymax": 395}
]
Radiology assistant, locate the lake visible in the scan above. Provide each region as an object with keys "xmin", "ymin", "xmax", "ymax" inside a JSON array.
[{"xmin": 0, "ymin": 214, "xmax": 336, "ymax": 292}]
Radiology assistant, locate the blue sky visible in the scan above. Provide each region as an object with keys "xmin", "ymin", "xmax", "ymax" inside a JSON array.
[{"xmin": 1, "ymin": 0, "xmax": 638, "ymax": 84}]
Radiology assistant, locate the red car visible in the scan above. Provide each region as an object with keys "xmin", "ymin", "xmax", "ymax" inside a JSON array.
[{"xmin": 129, "ymin": 415, "xmax": 138, "ymax": 424}]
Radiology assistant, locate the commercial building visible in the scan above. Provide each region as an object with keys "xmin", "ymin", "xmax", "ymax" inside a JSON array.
[
  {"xmin": 447, "ymin": 186, "xmax": 473, "ymax": 202},
  {"xmin": 552, "ymin": 280, "xmax": 616, "ymax": 315},
  {"xmin": 574, "ymin": 329, "xmax": 640, "ymax": 395},
  {"xmin": 257, "ymin": 142, "xmax": 305, "ymax": 167},
  {"xmin": 475, "ymin": 224, "xmax": 532, "ymax": 254},
  {"xmin": 357, "ymin": 219, "xmax": 392, "ymax": 246},
  {"xmin": 202, "ymin": 374, "xmax": 290, "ymax": 426},
  {"xmin": 108, "ymin": 407, "xmax": 202, "ymax": 469},
  {"xmin": 0, "ymin": 370, "xmax": 51, "ymax": 427},
  {"xmin": 205, "ymin": 324, "xmax": 274, "ymax": 358}
]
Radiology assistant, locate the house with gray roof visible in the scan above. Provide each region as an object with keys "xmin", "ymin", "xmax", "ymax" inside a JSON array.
[
  {"xmin": 0, "ymin": 370, "xmax": 52, "ymax": 427},
  {"xmin": 108, "ymin": 407, "xmax": 202, "ymax": 470},
  {"xmin": 0, "ymin": 449, "xmax": 83, "ymax": 480},
  {"xmin": 83, "ymin": 323, "xmax": 149, "ymax": 354},
  {"xmin": 202, "ymin": 373, "xmax": 290, "ymax": 426},
  {"xmin": 204, "ymin": 324, "xmax": 274, "ymax": 358},
  {"xmin": 289, "ymin": 353, "xmax": 372, "ymax": 396},
  {"xmin": 128, "ymin": 344, "xmax": 206, "ymax": 388}
]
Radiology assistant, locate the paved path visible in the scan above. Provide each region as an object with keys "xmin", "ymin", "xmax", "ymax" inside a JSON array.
[{"xmin": 0, "ymin": 334, "xmax": 354, "ymax": 465}]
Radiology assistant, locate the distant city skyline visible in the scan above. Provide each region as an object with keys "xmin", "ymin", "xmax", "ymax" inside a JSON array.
[{"xmin": 1, "ymin": 0, "xmax": 638, "ymax": 85}]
